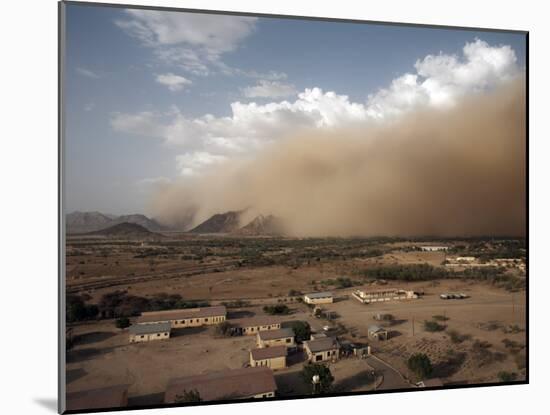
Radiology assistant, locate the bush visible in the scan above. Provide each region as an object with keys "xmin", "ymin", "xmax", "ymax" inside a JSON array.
[
  {"xmin": 301, "ymin": 363, "xmax": 334, "ymax": 393},
  {"xmin": 115, "ymin": 317, "xmax": 130, "ymax": 329},
  {"xmin": 497, "ymin": 371, "xmax": 518, "ymax": 382},
  {"xmin": 66, "ymin": 295, "xmax": 99, "ymax": 323},
  {"xmin": 290, "ymin": 321, "xmax": 312, "ymax": 342},
  {"xmin": 214, "ymin": 321, "xmax": 232, "ymax": 337},
  {"xmin": 263, "ymin": 304, "xmax": 290, "ymax": 315},
  {"xmin": 424, "ymin": 320, "xmax": 446, "ymax": 332},
  {"xmin": 407, "ymin": 353, "xmax": 433, "ymax": 379},
  {"xmin": 447, "ymin": 329, "xmax": 471, "ymax": 344},
  {"xmin": 175, "ymin": 389, "xmax": 202, "ymax": 402}
]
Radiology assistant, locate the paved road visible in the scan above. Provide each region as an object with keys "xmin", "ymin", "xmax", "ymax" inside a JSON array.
[{"xmin": 366, "ymin": 356, "xmax": 412, "ymax": 391}]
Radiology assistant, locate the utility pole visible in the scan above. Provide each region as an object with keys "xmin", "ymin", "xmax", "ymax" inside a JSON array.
[{"xmin": 412, "ymin": 316, "xmax": 415, "ymax": 337}]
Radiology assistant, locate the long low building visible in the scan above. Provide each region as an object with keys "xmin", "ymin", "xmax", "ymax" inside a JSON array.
[
  {"xmin": 137, "ymin": 306, "xmax": 227, "ymax": 328},
  {"xmin": 257, "ymin": 328, "xmax": 295, "ymax": 348},
  {"xmin": 66, "ymin": 385, "xmax": 128, "ymax": 411},
  {"xmin": 304, "ymin": 292, "xmax": 333, "ymax": 305},
  {"xmin": 229, "ymin": 316, "xmax": 282, "ymax": 336},
  {"xmin": 165, "ymin": 367, "xmax": 277, "ymax": 402},
  {"xmin": 250, "ymin": 345, "xmax": 287, "ymax": 369},
  {"xmin": 304, "ymin": 337, "xmax": 340, "ymax": 362},
  {"xmin": 352, "ymin": 289, "xmax": 417, "ymax": 304},
  {"xmin": 129, "ymin": 322, "xmax": 171, "ymax": 343}
]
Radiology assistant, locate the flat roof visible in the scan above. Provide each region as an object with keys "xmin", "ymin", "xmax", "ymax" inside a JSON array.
[
  {"xmin": 66, "ymin": 385, "xmax": 128, "ymax": 411},
  {"xmin": 165, "ymin": 367, "xmax": 277, "ymax": 402},
  {"xmin": 251, "ymin": 345, "xmax": 287, "ymax": 360},
  {"xmin": 258, "ymin": 328, "xmax": 294, "ymax": 340},
  {"xmin": 229, "ymin": 316, "xmax": 283, "ymax": 328},
  {"xmin": 129, "ymin": 322, "xmax": 171, "ymax": 335},
  {"xmin": 368, "ymin": 325, "xmax": 387, "ymax": 333},
  {"xmin": 305, "ymin": 337, "xmax": 339, "ymax": 353},
  {"xmin": 305, "ymin": 292, "xmax": 333, "ymax": 298},
  {"xmin": 137, "ymin": 306, "xmax": 226, "ymax": 324}
]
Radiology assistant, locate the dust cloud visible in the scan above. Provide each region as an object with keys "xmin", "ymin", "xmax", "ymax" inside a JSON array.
[{"xmin": 150, "ymin": 78, "xmax": 526, "ymax": 237}]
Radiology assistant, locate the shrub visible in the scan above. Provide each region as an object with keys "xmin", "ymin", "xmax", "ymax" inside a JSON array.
[
  {"xmin": 263, "ymin": 304, "xmax": 290, "ymax": 315},
  {"xmin": 115, "ymin": 317, "xmax": 130, "ymax": 329},
  {"xmin": 497, "ymin": 371, "xmax": 518, "ymax": 382},
  {"xmin": 424, "ymin": 320, "xmax": 446, "ymax": 332},
  {"xmin": 290, "ymin": 321, "xmax": 312, "ymax": 342},
  {"xmin": 301, "ymin": 363, "xmax": 334, "ymax": 393},
  {"xmin": 448, "ymin": 329, "xmax": 471, "ymax": 344},
  {"xmin": 407, "ymin": 353, "xmax": 433, "ymax": 379},
  {"xmin": 214, "ymin": 321, "xmax": 232, "ymax": 337},
  {"xmin": 175, "ymin": 389, "xmax": 202, "ymax": 403}
]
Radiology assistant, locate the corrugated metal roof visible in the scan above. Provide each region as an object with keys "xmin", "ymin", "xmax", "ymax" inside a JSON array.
[
  {"xmin": 368, "ymin": 325, "xmax": 387, "ymax": 333},
  {"xmin": 165, "ymin": 367, "xmax": 277, "ymax": 402},
  {"xmin": 137, "ymin": 306, "xmax": 226, "ymax": 324},
  {"xmin": 129, "ymin": 322, "xmax": 171, "ymax": 335},
  {"xmin": 229, "ymin": 316, "xmax": 282, "ymax": 328},
  {"xmin": 304, "ymin": 337, "xmax": 339, "ymax": 353},
  {"xmin": 258, "ymin": 328, "xmax": 294, "ymax": 340},
  {"xmin": 250, "ymin": 346, "xmax": 287, "ymax": 360},
  {"xmin": 305, "ymin": 292, "xmax": 333, "ymax": 299}
]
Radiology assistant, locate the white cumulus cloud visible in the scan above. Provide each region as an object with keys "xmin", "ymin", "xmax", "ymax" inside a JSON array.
[
  {"xmin": 111, "ymin": 39, "xmax": 522, "ymax": 176},
  {"xmin": 243, "ymin": 80, "xmax": 297, "ymax": 98},
  {"xmin": 155, "ymin": 73, "xmax": 192, "ymax": 91},
  {"xmin": 115, "ymin": 10, "xmax": 256, "ymax": 76}
]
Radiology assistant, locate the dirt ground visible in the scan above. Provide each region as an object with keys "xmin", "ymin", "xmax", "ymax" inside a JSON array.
[
  {"xmin": 66, "ymin": 305, "xmax": 380, "ymax": 407},
  {"xmin": 316, "ymin": 279, "xmax": 527, "ymax": 385},
  {"xmin": 65, "ymin": 237, "xmax": 526, "ymax": 406}
]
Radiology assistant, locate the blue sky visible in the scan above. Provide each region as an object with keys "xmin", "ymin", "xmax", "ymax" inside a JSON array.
[{"xmin": 64, "ymin": 3, "xmax": 526, "ymax": 216}]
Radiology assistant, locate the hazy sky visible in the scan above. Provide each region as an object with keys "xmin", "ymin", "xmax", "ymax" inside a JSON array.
[{"xmin": 64, "ymin": 3, "xmax": 526, "ymax": 216}]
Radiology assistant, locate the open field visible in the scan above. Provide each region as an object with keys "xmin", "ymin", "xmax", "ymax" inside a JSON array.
[{"xmin": 65, "ymin": 235, "xmax": 526, "ymax": 406}]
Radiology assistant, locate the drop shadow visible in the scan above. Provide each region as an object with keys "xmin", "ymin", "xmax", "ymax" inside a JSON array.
[{"xmin": 34, "ymin": 398, "xmax": 57, "ymax": 413}]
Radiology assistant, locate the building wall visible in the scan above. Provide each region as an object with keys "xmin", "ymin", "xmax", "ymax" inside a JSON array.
[
  {"xmin": 304, "ymin": 296, "xmax": 333, "ymax": 305},
  {"xmin": 250, "ymin": 355, "xmax": 286, "ymax": 370},
  {"xmin": 241, "ymin": 323, "xmax": 281, "ymax": 335},
  {"xmin": 141, "ymin": 314, "xmax": 226, "ymax": 328},
  {"xmin": 252, "ymin": 391, "xmax": 275, "ymax": 399},
  {"xmin": 129, "ymin": 331, "xmax": 170, "ymax": 343},
  {"xmin": 257, "ymin": 336, "xmax": 295, "ymax": 348},
  {"xmin": 307, "ymin": 348, "xmax": 339, "ymax": 362}
]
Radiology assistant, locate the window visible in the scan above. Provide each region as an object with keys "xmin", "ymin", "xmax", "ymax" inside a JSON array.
[
  {"xmin": 205, "ymin": 318, "xmax": 209, "ymax": 322},
  {"xmin": 316, "ymin": 354, "xmax": 322, "ymax": 361},
  {"xmin": 157, "ymin": 333, "xmax": 160, "ymax": 337},
  {"xmin": 286, "ymin": 338, "xmax": 291, "ymax": 343},
  {"xmin": 140, "ymin": 335, "xmax": 144, "ymax": 339}
]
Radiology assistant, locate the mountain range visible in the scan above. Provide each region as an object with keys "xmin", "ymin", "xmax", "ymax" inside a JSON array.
[
  {"xmin": 66, "ymin": 211, "xmax": 167, "ymax": 234},
  {"xmin": 67, "ymin": 210, "xmax": 285, "ymax": 236}
]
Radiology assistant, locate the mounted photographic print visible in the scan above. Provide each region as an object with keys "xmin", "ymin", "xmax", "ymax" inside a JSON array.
[{"xmin": 59, "ymin": 1, "xmax": 528, "ymax": 413}]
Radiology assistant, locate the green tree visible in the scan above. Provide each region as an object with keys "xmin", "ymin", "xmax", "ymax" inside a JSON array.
[
  {"xmin": 215, "ymin": 321, "xmax": 232, "ymax": 337},
  {"xmin": 407, "ymin": 353, "xmax": 433, "ymax": 379},
  {"xmin": 301, "ymin": 363, "xmax": 334, "ymax": 394},
  {"xmin": 174, "ymin": 389, "xmax": 202, "ymax": 403},
  {"xmin": 290, "ymin": 321, "xmax": 311, "ymax": 342},
  {"xmin": 115, "ymin": 317, "xmax": 130, "ymax": 329}
]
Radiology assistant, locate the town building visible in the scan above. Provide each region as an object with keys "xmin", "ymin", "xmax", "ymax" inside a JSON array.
[
  {"xmin": 129, "ymin": 322, "xmax": 171, "ymax": 343},
  {"xmin": 165, "ymin": 367, "xmax": 277, "ymax": 402},
  {"xmin": 137, "ymin": 306, "xmax": 226, "ymax": 328},
  {"xmin": 419, "ymin": 246, "xmax": 448, "ymax": 251},
  {"xmin": 66, "ymin": 385, "xmax": 128, "ymax": 411},
  {"xmin": 229, "ymin": 316, "xmax": 282, "ymax": 336},
  {"xmin": 304, "ymin": 292, "xmax": 334, "ymax": 305},
  {"xmin": 250, "ymin": 345, "xmax": 287, "ymax": 369},
  {"xmin": 368, "ymin": 325, "xmax": 389, "ymax": 340},
  {"xmin": 304, "ymin": 336, "xmax": 340, "ymax": 362},
  {"xmin": 257, "ymin": 328, "xmax": 295, "ymax": 348},
  {"xmin": 417, "ymin": 378, "xmax": 444, "ymax": 388},
  {"xmin": 352, "ymin": 288, "xmax": 417, "ymax": 304}
]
